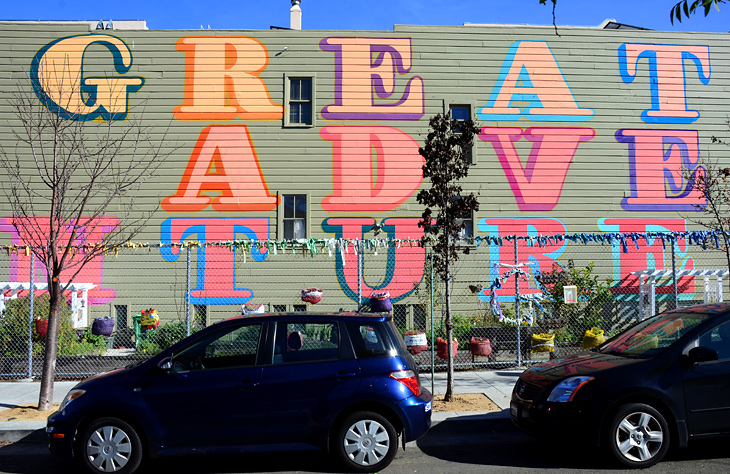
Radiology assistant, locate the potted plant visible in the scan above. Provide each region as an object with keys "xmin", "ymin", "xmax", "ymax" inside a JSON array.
[
  {"xmin": 436, "ymin": 337, "xmax": 458, "ymax": 359},
  {"xmin": 369, "ymin": 291, "xmax": 392, "ymax": 312},
  {"xmin": 531, "ymin": 332, "xmax": 555, "ymax": 353},
  {"xmin": 301, "ymin": 288, "xmax": 323, "ymax": 304},
  {"xmin": 404, "ymin": 329, "xmax": 428, "ymax": 355},
  {"xmin": 34, "ymin": 317, "xmax": 49, "ymax": 338},
  {"xmin": 91, "ymin": 316, "xmax": 115, "ymax": 337},
  {"xmin": 140, "ymin": 308, "xmax": 160, "ymax": 330},
  {"xmin": 470, "ymin": 336, "xmax": 492, "ymax": 356}
]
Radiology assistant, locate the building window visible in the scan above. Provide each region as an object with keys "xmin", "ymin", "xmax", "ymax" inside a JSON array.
[
  {"xmin": 115, "ymin": 305, "xmax": 128, "ymax": 328},
  {"xmin": 455, "ymin": 207, "xmax": 474, "ymax": 241},
  {"xmin": 287, "ymin": 77, "xmax": 313, "ymax": 126},
  {"xmin": 449, "ymin": 104, "xmax": 474, "ymax": 164},
  {"xmin": 273, "ymin": 304, "xmax": 287, "ymax": 313},
  {"xmin": 393, "ymin": 304, "xmax": 408, "ymax": 328},
  {"xmin": 194, "ymin": 304, "xmax": 207, "ymax": 328},
  {"xmin": 283, "ymin": 194, "xmax": 307, "ymax": 240}
]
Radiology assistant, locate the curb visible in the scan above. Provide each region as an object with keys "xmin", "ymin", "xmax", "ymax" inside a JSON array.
[
  {"xmin": 0, "ymin": 409, "xmax": 512, "ymax": 445},
  {"xmin": 0, "ymin": 421, "xmax": 46, "ymax": 444}
]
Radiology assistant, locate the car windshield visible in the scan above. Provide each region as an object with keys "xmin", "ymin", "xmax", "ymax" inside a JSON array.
[{"xmin": 597, "ymin": 311, "xmax": 709, "ymax": 357}]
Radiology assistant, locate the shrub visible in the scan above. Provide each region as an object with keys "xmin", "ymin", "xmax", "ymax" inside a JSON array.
[
  {"xmin": 0, "ymin": 294, "xmax": 106, "ymax": 357},
  {"xmin": 151, "ymin": 321, "xmax": 189, "ymax": 350}
]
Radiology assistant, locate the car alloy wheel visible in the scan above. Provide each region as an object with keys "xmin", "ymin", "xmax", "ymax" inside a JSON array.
[
  {"xmin": 79, "ymin": 417, "xmax": 143, "ymax": 474},
  {"xmin": 336, "ymin": 411, "xmax": 398, "ymax": 472},
  {"xmin": 609, "ymin": 403, "xmax": 670, "ymax": 468}
]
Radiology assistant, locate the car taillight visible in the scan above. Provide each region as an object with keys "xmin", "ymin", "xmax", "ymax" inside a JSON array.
[{"xmin": 390, "ymin": 370, "xmax": 420, "ymax": 397}]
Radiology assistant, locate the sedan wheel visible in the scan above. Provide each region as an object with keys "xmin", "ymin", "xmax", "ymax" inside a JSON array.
[
  {"xmin": 78, "ymin": 417, "xmax": 143, "ymax": 474},
  {"xmin": 608, "ymin": 403, "xmax": 670, "ymax": 468},
  {"xmin": 336, "ymin": 411, "xmax": 398, "ymax": 472}
]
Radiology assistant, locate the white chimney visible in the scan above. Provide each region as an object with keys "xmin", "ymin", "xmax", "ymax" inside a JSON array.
[{"xmin": 290, "ymin": 0, "xmax": 302, "ymax": 30}]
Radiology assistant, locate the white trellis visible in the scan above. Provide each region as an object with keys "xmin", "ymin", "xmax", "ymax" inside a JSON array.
[
  {"xmin": 0, "ymin": 282, "xmax": 96, "ymax": 329},
  {"xmin": 631, "ymin": 269, "xmax": 729, "ymax": 320}
]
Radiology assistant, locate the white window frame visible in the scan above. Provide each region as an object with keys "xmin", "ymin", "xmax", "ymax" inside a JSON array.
[{"xmin": 284, "ymin": 74, "xmax": 316, "ymax": 127}]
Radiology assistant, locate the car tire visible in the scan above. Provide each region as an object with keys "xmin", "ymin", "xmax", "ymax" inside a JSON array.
[
  {"xmin": 335, "ymin": 411, "xmax": 398, "ymax": 472},
  {"xmin": 77, "ymin": 417, "xmax": 143, "ymax": 474},
  {"xmin": 608, "ymin": 403, "xmax": 670, "ymax": 468}
]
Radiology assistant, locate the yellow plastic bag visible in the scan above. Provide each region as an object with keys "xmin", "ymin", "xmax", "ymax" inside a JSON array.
[
  {"xmin": 531, "ymin": 333, "xmax": 555, "ymax": 353},
  {"xmin": 582, "ymin": 327, "xmax": 606, "ymax": 349}
]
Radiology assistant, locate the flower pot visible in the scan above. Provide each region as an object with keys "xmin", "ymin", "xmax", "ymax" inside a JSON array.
[
  {"xmin": 404, "ymin": 332, "xmax": 428, "ymax": 355},
  {"xmin": 531, "ymin": 333, "xmax": 555, "ymax": 353},
  {"xmin": 34, "ymin": 319, "xmax": 49, "ymax": 338},
  {"xmin": 436, "ymin": 339, "xmax": 458, "ymax": 359},
  {"xmin": 370, "ymin": 291, "xmax": 392, "ymax": 312},
  {"xmin": 301, "ymin": 288, "xmax": 323, "ymax": 304},
  {"xmin": 470, "ymin": 337, "xmax": 492, "ymax": 356},
  {"xmin": 92, "ymin": 317, "xmax": 115, "ymax": 337}
]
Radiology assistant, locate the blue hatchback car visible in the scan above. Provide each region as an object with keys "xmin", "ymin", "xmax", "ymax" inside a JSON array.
[{"xmin": 47, "ymin": 312, "xmax": 432, "ymax": 474}]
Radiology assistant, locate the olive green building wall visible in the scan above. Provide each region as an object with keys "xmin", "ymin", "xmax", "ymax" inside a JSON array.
[{"xmin": 0, "ymin": 21, "xmax": 726, "ymax": 326}]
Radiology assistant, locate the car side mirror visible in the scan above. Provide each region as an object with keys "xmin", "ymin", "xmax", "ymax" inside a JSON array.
[
  {"xmin": 686, "ymin": 346, "xmax": 719, "ymax": 365},
  {"xmin": 158, "ymin": 357, "xmax": 173, "ymax": 371}
]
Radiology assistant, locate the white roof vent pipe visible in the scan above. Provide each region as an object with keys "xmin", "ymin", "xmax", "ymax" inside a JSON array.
[{"xmin": 290, "ymin": 0, "xmax": 302, "ymax": 30}]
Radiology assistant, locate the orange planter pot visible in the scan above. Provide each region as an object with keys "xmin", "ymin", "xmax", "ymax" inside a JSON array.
[
  {"xmin": 34, "ymin": 318, "xmax": 49, "ymax": 338},
  {"xmin": 436, "ymin": 339, "xmax": 458, "ymax": 359},
  {"xmin": 404, "ymin": 332, "xmax": 428, "ymax": 355},
  {"xmin": 470, "ymin": 338, "xmax": 492, "ymax": 356}
]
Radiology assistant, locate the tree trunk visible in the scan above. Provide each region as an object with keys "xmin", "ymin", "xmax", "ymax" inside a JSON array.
[
  {"xmin": 444, "ymin": 257, "xmax": 454, "ymax": 402},
  {"xmin": 38, "ymin": 278, "xmax": 62, "ymax": 411}
]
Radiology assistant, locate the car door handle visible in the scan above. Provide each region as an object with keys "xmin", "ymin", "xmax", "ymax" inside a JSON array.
[
  {"xmin": 336, "ymin": 371, "xmax": 359, "ymax": 381},
  {"xmin": 239, "ymin": 380, "xmax": 260, "ymax": 390}
]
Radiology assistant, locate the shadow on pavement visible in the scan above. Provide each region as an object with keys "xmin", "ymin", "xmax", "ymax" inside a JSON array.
[
  {"xmin": 2, "ymin": 418, "xmax": 730, "ymax": 474},
  {"xmin": 417, "ymin": 416, "xmax": 730, "ymax": 471}
]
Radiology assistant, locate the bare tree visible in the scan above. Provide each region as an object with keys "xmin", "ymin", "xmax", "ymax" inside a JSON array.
[
  {"xmin": 417, "ymin": 113, "xmax": 480, "ymax": 402},
  {"xmin": 683, "ymin": 138, "xmax": 730, "ymax": 290},
  {"xmin": 0, "ymin": 65, "xmax": 168, "ymax": 410}
]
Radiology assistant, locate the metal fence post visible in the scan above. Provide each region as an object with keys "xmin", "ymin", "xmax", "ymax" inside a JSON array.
[
  {"xmin": 671, "ymin": 237, "xmax": 678, "ymax": 310},
  {"xmin": 185, "ymin": 245, "xmax": 191, "ymax": 336},
  {"xmin": 514, "ymin": 241, "xmax": 522, "ymax": 367},
  {"xmin": 26, "ymin": 253, "xmax": 35, "ymax": 379},
  {"xmin": 357, "ymin": 240, "xmax": 363, "ymax": 312},
  {"xmin": 429, "ymin": 251, "xmax": 435, "ymax": 396}
]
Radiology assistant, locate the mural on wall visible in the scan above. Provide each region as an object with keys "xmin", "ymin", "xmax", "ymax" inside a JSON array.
[
  {"xmin": 479, "ymin": 127, "xmax": 596, "ymax": 212},
  {"xmin": 30, "ymin": 34, "xmax": 144, "ymax": 121},
  {"xmin": 0, "ymin": 217, "xmax": 119, "ymax": 305},
  {"xmin": 160, "ymin": 217, "xmax": 270, "ymax": 305},
  {"xmin": 322, "ymin": 217, "xmax": 426, "ymax": 303},
  {"xmin": 319, "ymin": 37, "xmax": 425, "ymax": 121},
  {"xmin": 7, "ymin": 33, "xmax": 716, "ymax": 307}
]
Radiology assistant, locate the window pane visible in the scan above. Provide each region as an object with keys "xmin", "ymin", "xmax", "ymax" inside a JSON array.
[
  {"xmin": 172, "ymin": 324, "xmax": 261, "ymax": 371},
  {"xmin": 450, "ymin": 105, "xmax": 469, "ymax": 121},
  {"xmin": 290, "ymin": 79, "xmax": 301, "ymax": 100},
  {"xmin": 293, "ymin": 220, "xmax": 305, "ymax": 239},
  {"xmin": 300, "ymin": 78, "xmax": 312, "ymax": 101},
  {"xmin": 284, "ymin": 195, "xmax": 294, "ymax": 218},
  {"xmin": 284, "ymin": 220, "xmax": 294, "ymax": 239},
  {"xmin": 294, "ymin": 194, "xmax": 306, "ymax": 218},
  {"xmin": 300, "ymin": 103, "xmax": 312, "ymax": 125},
  {"xmin": 458, "ymin": 219, "xmax": 473, "ymax": 239},
  {"xmin": 289, "ymin": 103, "xmax": 301, "ymax": 124}
]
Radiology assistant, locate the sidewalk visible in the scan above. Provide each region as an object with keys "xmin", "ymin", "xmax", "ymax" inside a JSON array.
[{"xmin": 0, "ymin": 369, "xmax": 523, "ymax": 443}]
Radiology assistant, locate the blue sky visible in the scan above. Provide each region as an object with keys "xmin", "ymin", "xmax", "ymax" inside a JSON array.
[{"xmin": 3, "ymin": 0, "xmax": 729, "ymax": 32}]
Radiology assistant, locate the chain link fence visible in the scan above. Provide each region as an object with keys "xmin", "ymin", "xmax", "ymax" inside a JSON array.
[{"xmin": 1, "ymin": 235, "xmax": 728, "ymax": 379}]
